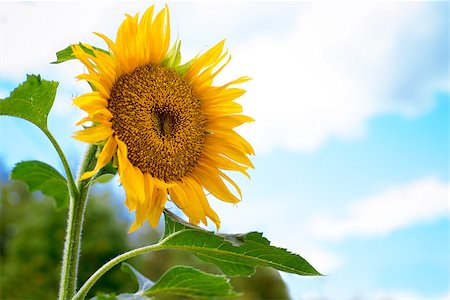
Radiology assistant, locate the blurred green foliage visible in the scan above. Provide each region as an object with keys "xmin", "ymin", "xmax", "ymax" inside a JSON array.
[
  {"xmin": 0, "ymin": 180, "xmax": 134, "ymax": 299},
  {"xmin": 0, "ymin": 174, "xmax": 290, "ymax": 299}
]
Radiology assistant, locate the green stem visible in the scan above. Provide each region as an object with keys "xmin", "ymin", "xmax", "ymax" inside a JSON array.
[
  {"xmin": 72, "ymin": 244, "xmax": 165, "ymax": 300},
  {"xmin": 43, "ymin": 129, "xmax": 79, "ymax": 200},
  {"xmin": 59, "ymin": 145, "xmax": 97, "ymax": 300}
]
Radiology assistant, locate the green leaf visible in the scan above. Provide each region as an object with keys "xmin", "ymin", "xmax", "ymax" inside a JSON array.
[
  {"xmin": 10, "ymin": 160, "xmax": 69, "ymax": 209},
  {"xmin": 161, "ymin": 211, "xmax": 321, "ymax": 277},
  {"xmin": 52, "ymin": 45, "xmax": 76, "ymax": 64},
  {"xmin": 144, "ymin": 266, "xmax": 238, "ymax": 298},
  {"xmin": 52, "ymin": 44, "xmax": 109, "ymax": 64},
  {"xmin": 93, "ymin": 264, "xmax": 236, "ymax": 300},
  {"xmin": 0, "ymin": 74, "xmax": 58, "ymax": 130}
]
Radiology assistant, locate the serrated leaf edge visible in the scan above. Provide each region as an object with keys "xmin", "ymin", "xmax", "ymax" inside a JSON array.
[{"xmin": 160, "ymin": 228, "xmax": 320, "ymax": 276}]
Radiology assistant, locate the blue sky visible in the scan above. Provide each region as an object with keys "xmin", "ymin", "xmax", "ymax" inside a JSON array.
[{"xmin": 0, "ymin": 2, "xmax": 448, "ymax": 299}]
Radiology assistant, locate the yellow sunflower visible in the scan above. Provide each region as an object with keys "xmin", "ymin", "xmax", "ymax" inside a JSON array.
[{"xmin": 72, "ymin": 5, "xmax": 254, "ymax": 232}]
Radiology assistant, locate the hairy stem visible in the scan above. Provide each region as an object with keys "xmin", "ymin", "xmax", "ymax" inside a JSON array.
[
  {"xmin": 43, "ymin": 129, "xmax": 79, "ymax": 200},
  {"xmin": 72, "ymin": 244, "xmax": 165, "ymax": 300},
  {"xmin": 59, "ymin": 145, "xmax": 97, "ymax": 300}
]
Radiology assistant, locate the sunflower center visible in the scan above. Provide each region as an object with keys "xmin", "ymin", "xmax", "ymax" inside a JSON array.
[
  {"xmin": 155, "ymin": 112, "xmax": 175, "ymax": 137},
  {"xmin": 108, "ymin": 64, "xmax": 206, "ymax": 182}
]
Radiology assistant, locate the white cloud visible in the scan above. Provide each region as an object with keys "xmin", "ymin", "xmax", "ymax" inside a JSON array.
[
  {"xmin": 1, "ymin": 2, "xmax": 447, "ymax": 153},
  {"xmin": 309, "ymin": 177, "xmax": 449, "ymax": 241},
  {"xmin": 228, "ymin": 2, "xmax": 448, "ymax": 152}
]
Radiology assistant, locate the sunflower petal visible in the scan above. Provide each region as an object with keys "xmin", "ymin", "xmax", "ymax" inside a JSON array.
[
  {"xmin": 207, "ymin": 115, "xmax": 254, "ymax": 130},
  {"xmin": 200, "ymin": 152, "xmax": 250, "ymax": 178},
  {"xmin": 169, "ymin": 182, "xmax": 204, "ymax": 225},
  {"xmin": 81, "ymin": 136, "xmax": 117, "ymax": 180},
  {"xmin": 149, "ymin": 6, "xmax": 170, "ymax": 63},
  {"xmin": 148, "ymin": 187, "xmax": 168, "ymax": 227},
  {"xmin": 206, "ymin": 136, "xmax": 255, "ymax": 168},
  {"xmin": 138, "ymin": 5, "xmax": 155, "ymax": 62},
  {"xmin": 73, "ymin": 93, "xmax": 108, "ymax": 110},
  {"xmin": 211, "ymin": 129, "xmax": 255, "ymax": 155},
  {"xmin": 117, "ymin": 138, "xmax": 146, "ymax": 209},
  {"xmin": 192, "ymin": 167, "xmax": 240, "ymax": 204},
  {"xmin": 73, "ymin": 125, "xmax": 113, "ymax": 143},
  {"xmin": 185, "ymin": 40, "xmax": 226, "ymax": 81},
  {"xmin": 184, "ymin": 177, "xmax": 219, "ymax": 227}
]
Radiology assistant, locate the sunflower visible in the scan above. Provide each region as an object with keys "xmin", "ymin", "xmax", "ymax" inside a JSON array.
[{"xmin": 72, "ymin": 5, "xmax": 254, "ymax": 232}]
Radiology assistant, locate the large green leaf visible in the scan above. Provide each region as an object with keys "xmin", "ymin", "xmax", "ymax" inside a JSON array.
[
  {"xmin": 10, "ymin": 160, "xmax": 69, "ymax": 209},
  {"xmin": 0, "ymin": 74, "xmax": 58, "ymax": 130},
  {"xmin": 161, "ymin": 211, "xmax": 321, "ymax": 277},
  {"xmin": 144, "ymin": 266, "xmax": 238, "ymax": 298},
  {"xmin": 92, "ymin": 263, "xmax": 236, "ymax": 300}
]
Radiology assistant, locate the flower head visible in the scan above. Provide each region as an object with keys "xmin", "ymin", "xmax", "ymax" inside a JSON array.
[{"xmin": 72, "ymin": 5, "xmax": 254, "ymax": 231}]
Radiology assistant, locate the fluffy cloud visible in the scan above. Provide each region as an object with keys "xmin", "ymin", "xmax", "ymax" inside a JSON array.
[
  {"xmin": 309, "ymin": 177, "xmax": 449, "ymax": 241},
  {"xmin": 228, "ymin": 2, "xmax": 448, "ymax": 152},
  {"xmin": 1, "ymin": 2, "xmax": 447, "ymax": 154}
]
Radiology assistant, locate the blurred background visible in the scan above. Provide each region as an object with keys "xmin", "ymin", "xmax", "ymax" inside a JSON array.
[
  {"xmin": 0, "ymin": 1, "xmax": 448, "ymax": 300},
  {"xmin": 0, "ymin": 172, "xmax": 290, "ymax": 299}
]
